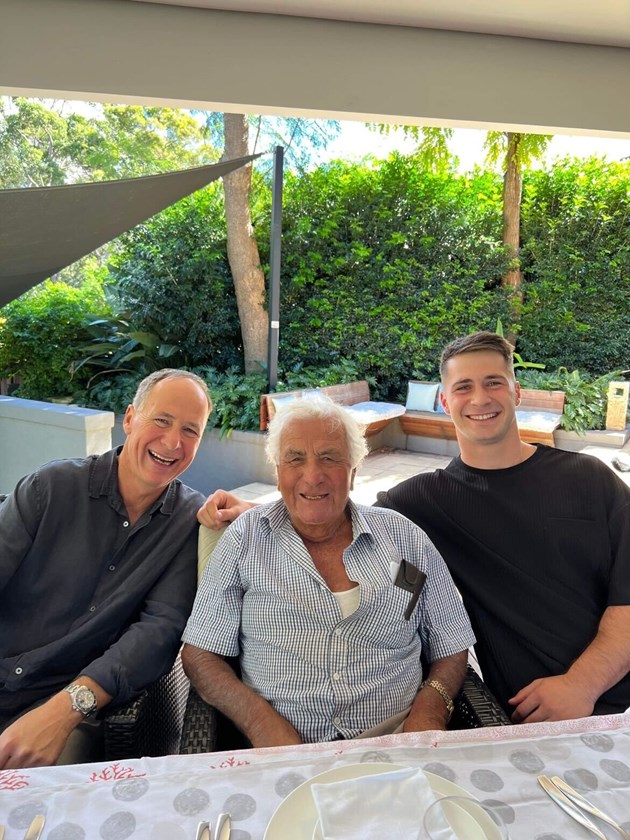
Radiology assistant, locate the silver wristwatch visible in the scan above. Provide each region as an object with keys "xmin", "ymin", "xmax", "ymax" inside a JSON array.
[{"xmin": 63, "ymin": 682, "xmax": 98, "ymax": 716}]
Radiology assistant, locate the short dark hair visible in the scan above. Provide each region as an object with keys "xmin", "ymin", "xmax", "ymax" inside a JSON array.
[
  {"xmin": 439, "ymin": 332, "xmax": 514, "ymax": 378},
  {"xmin": 133, "ymin": 369, "xmax": 212, "ymax": 413}
]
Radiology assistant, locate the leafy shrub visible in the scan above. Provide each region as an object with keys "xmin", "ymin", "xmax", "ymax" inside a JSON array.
[
  {"xmin": 517, "ymin": 367, "xmax": 626, "ymax": 432},
  {"xmin": 108, "ymin": 185, "xmax": 242, "ymax": 370},
  {"xmin": 0, "ymin": 278, "xmax": 109, "ymax": 399}
]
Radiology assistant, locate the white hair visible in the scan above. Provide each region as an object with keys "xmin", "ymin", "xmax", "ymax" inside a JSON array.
[{"xmin": 265, "ymin": 396, "xmax": 368, "ymax": 469}]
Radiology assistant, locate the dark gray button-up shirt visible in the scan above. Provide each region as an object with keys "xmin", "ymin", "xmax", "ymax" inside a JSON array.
[{"xmin": 0, "ymin": 447, "xmax": 202, "ymax": 716}]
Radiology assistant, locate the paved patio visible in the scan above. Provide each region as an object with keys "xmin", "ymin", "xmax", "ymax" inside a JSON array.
[{"xmin": 232, "ymin": 438, "xmax": 630, "ymax": 503}]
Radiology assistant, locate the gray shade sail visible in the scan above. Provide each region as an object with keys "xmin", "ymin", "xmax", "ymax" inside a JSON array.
[{"xmin": 0, "ymin": 154, "xmax": 260, "ymax": 308}]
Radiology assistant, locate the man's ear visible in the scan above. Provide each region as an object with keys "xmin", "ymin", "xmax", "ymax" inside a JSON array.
[
  {"xmin": 350, "ymin": 468, "xmax": 356, "ymax": 490},
  {"xmin": 439, "ymin": 389, "xmax": 451, "ymax": 416},
  {"xmin": 514, "ymin": 380, "xmax": 521, "ymax": 407},
  {"xmin": 122, "ymin": 404, "xmax": 135, "ymax": 434}
]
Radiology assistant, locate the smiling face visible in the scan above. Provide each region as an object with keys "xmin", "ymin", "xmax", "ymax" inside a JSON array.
[
  {"xmin": 118, "ymin": 375, "xmax": 210, "ymax": 508},
  {"xmin": 276, "ymin": 417, "xmax": 355, "ymax": 541},
  {"xmin": 440, "ymin": 349, "xmax": 521, "ymax": 452}
]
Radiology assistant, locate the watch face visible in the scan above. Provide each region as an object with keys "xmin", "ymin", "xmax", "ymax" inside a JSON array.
[{"xmin": 73, "ymin": 685, "xmax": 97, "ymax": 713}]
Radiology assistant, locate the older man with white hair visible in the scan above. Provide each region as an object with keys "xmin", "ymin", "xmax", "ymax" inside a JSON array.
[{"xmin": 182, "ymin": 397, "xmax": 474, "ymax": 747}]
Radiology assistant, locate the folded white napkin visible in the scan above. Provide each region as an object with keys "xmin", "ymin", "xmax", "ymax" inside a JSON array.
[{"xmin": 311, "ymin": 766, "xmax": 455, "ymax": 840}]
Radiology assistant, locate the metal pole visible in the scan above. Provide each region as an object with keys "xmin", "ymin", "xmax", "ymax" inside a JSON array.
[{"xmin": 267, "ymin": 145, "xmax": 283, "ymax": 391}]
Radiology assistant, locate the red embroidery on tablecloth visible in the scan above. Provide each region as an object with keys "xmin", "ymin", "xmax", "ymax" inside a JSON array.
[
  {"xmin": 208, "ymin": 755, "xmax": 251, "ymax": 769},
  {"xmin": 89, "ymin": 762, "xmax": 147, "ymax": 782},
  {"xmin": 0, "ymin": 769, "xmax": 30, "ymax": 790}
]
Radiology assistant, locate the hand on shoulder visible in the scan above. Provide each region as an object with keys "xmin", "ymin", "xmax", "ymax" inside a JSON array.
[{"xmin": 197, "ymin": 490, "xmax": 255, "ymax": 529}]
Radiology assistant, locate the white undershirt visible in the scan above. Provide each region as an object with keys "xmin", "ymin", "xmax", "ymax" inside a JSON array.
[{"xmin": 332, "ymin": 584, "xmax": 360, "ymax": 618}]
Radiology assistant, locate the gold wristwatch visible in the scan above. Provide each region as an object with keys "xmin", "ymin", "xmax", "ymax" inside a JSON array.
[{"xmin": 422, "ymin": 679, "xmax": 454, "ymax": 722}]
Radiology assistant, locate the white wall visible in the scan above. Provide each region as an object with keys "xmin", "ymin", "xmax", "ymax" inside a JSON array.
[
  {"xmin": 0, "ymin": 397, "xmax": 114, "ymax": 494},
  {"xmin": 2, "ymin": 0, "xmax": 629, "ymax": 136}
]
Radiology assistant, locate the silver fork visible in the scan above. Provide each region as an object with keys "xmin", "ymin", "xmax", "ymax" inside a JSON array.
[{"xmin": 550, "ymin": 775, "xmax": 630, "ymax": 840}]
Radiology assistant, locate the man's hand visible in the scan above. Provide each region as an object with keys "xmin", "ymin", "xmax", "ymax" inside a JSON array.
[
  {"xmin": 197, "ymin": 490, "xmax": 255, "ymax": 529},
  {"xmin": 509, "ymin": 674, "xmax": 596, "ymax": 723},
  {"xmin": 0, "ymin": 697, "xmax": 76, "ymax": 769}
]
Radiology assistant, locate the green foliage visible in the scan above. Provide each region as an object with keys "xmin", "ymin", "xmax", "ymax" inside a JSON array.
[
  {"xmin": 108, "ymin": 185, "xmax": 242, "ymax": 369},
  {"xmin": 73, "ymin": 312, "xmax": 188, "ymax": 388},
  {"xmin": 518, "ymin": 158, "xmax": 630, "ymax": 373},
  {"xmin": 197, "ymin": 367, "xmax": 269, "ymax": 437},
  {"xmin": 0, "ymin": 278, "xmax": 109, "ymax": 399},
  {"xmin": 517, "ymin": 367, "xmax": 626, "ymax": 433},
  {"xmin": 81, "ymin": 372, "xmax": 144, "ymax": 415},
  {"xmin": 276, "ymin": 156, "xmax": 511, "ymax": 400}
]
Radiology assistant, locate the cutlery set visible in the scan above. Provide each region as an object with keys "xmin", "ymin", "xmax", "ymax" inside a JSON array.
[
  {"xmin": 0, "ymin": 816, "xmax": 45, "ymax": 840},
  {"xmin": 195, "ymin": 812, "xmax": 231, "ymax": 840},
  {"xmin": 538, "ymin": 775, "xmax": 630, "ymax": 839}
]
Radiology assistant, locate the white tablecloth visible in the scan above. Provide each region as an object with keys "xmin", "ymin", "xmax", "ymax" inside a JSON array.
[{"xmin": 1, "ymin": 713, "xmax": 630, "ymax": 839}]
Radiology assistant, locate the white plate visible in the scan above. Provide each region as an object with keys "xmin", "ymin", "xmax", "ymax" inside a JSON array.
[{"xmin": 263, "ymin": 762, "xmax": 503, "ymax": 840}]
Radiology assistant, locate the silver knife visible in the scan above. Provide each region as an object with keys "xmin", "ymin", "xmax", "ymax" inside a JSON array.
[
  {"xmin": 215, "ymin": 812, "xmax": 231, "ymax": 840},
  {"xmin": 538, "ymin": 775, "xmax": 607, "ymax": 839},
  {"xmin": 23, "ymin": 815, "xmax": 46, "ymax": 840},
  {"xmin": 550, "ymin": 775, "xmax": 630, "ymax": 840}
]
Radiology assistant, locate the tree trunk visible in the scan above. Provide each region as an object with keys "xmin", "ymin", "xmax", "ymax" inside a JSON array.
[
  {"xmin": 501, "ymin": 132, "xmax": 523, "ymax": 341},
  {"xmin": 222, "ymin": 113, "xmax": 268, "ymax": 374}
]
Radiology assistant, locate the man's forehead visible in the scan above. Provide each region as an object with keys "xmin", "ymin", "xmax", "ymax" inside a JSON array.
[{"xmin": 444, "ymin": 350, "xmax": 511, "ymax": 378}]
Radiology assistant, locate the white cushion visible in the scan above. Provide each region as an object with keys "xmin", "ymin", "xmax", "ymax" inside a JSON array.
[
  {"xmin": 516, "ymin": 409, "xmax": 562, "ymax": 432},
  {"xmin": 343, "ymin": 401, "xmax": 405, "ymax": 425},
  {"xmin": 405, "ymin": 381, "xmax": 440, "ymax": 412},
  {"xmin": 270, "ymin": 393, "xmax": 297, "ymax": 411}
]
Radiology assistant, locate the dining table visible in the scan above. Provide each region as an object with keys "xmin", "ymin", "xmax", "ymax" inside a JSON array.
[{"xmin": 1, "ymin": 711, "xmax": 629, "ymax": 839}]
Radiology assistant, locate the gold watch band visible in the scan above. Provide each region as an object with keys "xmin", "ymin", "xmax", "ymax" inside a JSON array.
[{"xmin": 422, "ymin": 679, "xmax": 454, "ymax": 722}]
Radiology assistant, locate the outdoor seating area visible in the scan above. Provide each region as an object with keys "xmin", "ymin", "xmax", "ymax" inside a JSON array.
[
  {"xmin": 399, "ymin": 381, "xmax": 566, "ymax": 447},
  {"xmin": 259, "ymin": 379, "xmax": 405, "ymax": 436}
]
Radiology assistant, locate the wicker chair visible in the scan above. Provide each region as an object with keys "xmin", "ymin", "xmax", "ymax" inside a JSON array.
[
  {"xmin": 103, "ymin": 652, "xmax": 191, "ymax": 760},
  {"xmin": 179, "ymin": 662, "xmax": 510, "ymax": 755}
]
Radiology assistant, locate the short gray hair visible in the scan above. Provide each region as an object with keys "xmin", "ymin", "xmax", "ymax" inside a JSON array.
[
  {"xmin": 265, "ymin": 396, "xmax": 368, "ymax": 469},
  {"xmin": 133, "ymin": 369, "xmax": 212, "ymax": 413}
]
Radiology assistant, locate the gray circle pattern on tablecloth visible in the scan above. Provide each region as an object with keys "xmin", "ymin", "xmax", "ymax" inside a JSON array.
[
  {"xmin": 360, "ymin": 750, "xmax": 393, "ymax": 764},
  {"xmin": 565, "ymin": 767, "xmax": 598, "ymax": 790},
  {"xmin": 470, "ymin": 769, "xmax": 504, "ymax": 792},
  {"xmin": 223, "ymin": 792, "xmax": 256, "ymax": 820},
  {"xmin": 48, "ymin": 825, "xmax": 86, "ymax": 840},
  {"xmin": 112, "ymin": 777, "xmax": 150, "ymax": 801},
  {"xmin": 580, "ymin": 733, "xmax": 615, "ymax": 752},
  {"xmin": 173, "ymin": 787, "xmax": 210, "ymax": 815},
  {"xmin": 481, "ymin": 798, "xmax": 515, "ymax": 825},
  {"xmin": 600, "ymin": 758, "xmax": 630, "ymax": 781},
  {"xmin": 508, "ymin": 749, "xmax": 545, "ymax": 774},
  {"xmin": 422, "ymin": 761, "xmax": 457, "ymax": 782},
  {"xmin": 7, "ymin": 801, "xmax": 48, "ymax": 829},
  {"xmin": 274, "ymin": 770, "xmax": 308, "ymax": 797},
  {"xmin": 99, "ymin": 810, "xmax": 136, "ymax": 840}
]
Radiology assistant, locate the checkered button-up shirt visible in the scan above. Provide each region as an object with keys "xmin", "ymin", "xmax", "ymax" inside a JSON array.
[{"xmin": 183, "ymin": 499, "xmax": 475, "ymax": 742}]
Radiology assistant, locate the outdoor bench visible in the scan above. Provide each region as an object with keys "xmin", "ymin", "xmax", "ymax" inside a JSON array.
[
  {"xmin": 399, "ymin": 381, "xmax": 566, "ymax": 447},
  {"xmin": 259, "ymin": 380, "xmax": 405, "ymax": 436}
]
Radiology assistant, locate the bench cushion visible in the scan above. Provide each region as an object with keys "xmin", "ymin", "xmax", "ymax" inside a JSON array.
[
  {"xmin": 406, "ymin": 381, "xmax": 440, "ymax": 412},
  {"xmin": 342, "ymin": 401, "xmax": 406, "ymax": 426}
]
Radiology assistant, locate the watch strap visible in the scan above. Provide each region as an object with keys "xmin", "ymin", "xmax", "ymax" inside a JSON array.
[{"xmin": 421, "ymin": 678, "xmax": 455, "ymax": 722}]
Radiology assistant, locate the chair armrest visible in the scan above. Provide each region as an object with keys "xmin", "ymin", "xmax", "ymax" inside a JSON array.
[
  {"xmin": 179, "ymin": 686, "xmax": 220, "ymax": 754},
  {"xmin": 450, "ymin": 665, "xmax": 511, "ymax": 729},
  {"xmin": 103, "ymin": 653, "xmax": 190, "ymax": 760}
]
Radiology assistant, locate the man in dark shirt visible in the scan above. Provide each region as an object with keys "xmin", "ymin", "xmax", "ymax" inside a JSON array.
[
  {"xmin": 199, "ymin": 333, "xmax": 630, "ymax": 723},
  {"xmin": 0, "ymin": 368, "xmax": 211, "ymax": 769}
]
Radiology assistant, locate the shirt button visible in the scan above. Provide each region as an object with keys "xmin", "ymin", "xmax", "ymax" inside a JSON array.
[
  {"xmin": 15, "ymin": 666, "xmax": 23, "ymax": 674},
  {"xmin": 109, "ymin": 565, "xmax": 116, "ymax": 571},
  {"xmin": 333, "ymin": 717, "xmax": 341, "ymax": 725},
  {"xmin": 335, "ymin": 628, "xmax": 342, "ymax": 636},
  {"xmin": 89, "ymin": 605, "xmax": 96, "ymax": 612},
  {"xmin": 123, "ymin": 521, "xmax": 129, "ymax": 528},
  {"xmin": 333, "ymin": 672, "xmax": 341, "ymax": 681}
]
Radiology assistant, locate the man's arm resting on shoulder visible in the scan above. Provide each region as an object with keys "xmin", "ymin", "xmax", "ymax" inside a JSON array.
[
  {"xmin": 197, "ymin": 490, "xmax": 256, "ymax": 529},
  {"xmin": 403, "ymin": 651, "xmax": 468, "ymax": 732},
  {"xmin": 510, "ymin": 604, "xmax": 630, "ymax": 723},
  {"xmin": 181, "ymin": 643, "xmax": 302, "ymax": 748},
  {"xmin": 0, "ymin": 677, "xmax": 112, "ymax": 770}
]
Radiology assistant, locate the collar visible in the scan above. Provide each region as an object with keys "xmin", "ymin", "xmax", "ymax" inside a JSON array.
[{"xmin": 88, "ymin": 446, "xmax": 178, "ymax": 516}]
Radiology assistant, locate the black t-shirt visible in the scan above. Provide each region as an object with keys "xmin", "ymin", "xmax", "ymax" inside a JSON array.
[{"xmin": 377, "ymin": 445, "xmax": 630, "ymax": 714}]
